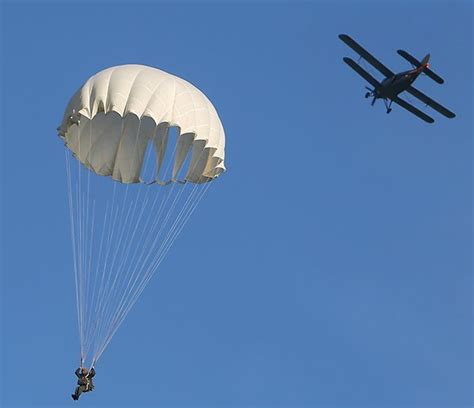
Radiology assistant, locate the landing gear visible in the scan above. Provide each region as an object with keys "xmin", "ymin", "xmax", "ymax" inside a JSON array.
[
  {"xmin": 383, "ymin": 98, "xmax": 393, "ymax": 114},
  {"xmin": 364, "ymin": 87, "xmax": 378, "ymax": 106},
  {"xmin": 365, "ymin": 87, "xmax": 375, "ymax": 98}
]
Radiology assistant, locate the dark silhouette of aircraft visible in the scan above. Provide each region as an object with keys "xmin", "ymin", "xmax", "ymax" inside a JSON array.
[{"xmin": 339, "ymin": 34, "xmax": 455, "ymax": 123}]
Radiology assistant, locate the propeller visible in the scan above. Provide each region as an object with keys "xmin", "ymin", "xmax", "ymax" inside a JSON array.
[
  {"xmin": 365, "ymin": 87, "xmax": 377, "ymax": 105},
  {"xmin": 365, "ymin": 86, "xmax": 373, "ymax": 99}
]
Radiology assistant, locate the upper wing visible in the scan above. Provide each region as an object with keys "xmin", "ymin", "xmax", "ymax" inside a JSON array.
[
  {"xmin": 405, "ymin": 86, "xmax": 455, "ymax": 118},
  {"xmin": 397, "ymin": 50, "xmax": 444, "ymax": 84},
  {"xmin": 343, "ymin": 57, "xmax": 380, "ymax": 89},
  {"xmin": 392, "ymin": 96, "xmax": 434, "ymax": 123},
  {"xmin": 339, "ymin": 34, "xmax": 394, "ymax": 78}
]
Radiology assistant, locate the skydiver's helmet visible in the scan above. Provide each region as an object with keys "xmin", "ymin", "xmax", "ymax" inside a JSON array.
[{"xmin": 81, "ymin": 367, "xmax": 88, "ymax": 375}]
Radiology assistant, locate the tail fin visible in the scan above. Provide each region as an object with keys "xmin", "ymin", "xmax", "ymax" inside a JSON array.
[
  {"xmin": 420, "ymin": 54, "xmax": 430, "ymax": 69},
  {"xmin": 420, "ymin": 54, "xmax": 444, "ymax": 84}
]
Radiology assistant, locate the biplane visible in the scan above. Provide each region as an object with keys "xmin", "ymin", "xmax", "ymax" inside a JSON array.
[{"xmin": 339, "ymin": 34, "xmax": 455, "ymax": 123}]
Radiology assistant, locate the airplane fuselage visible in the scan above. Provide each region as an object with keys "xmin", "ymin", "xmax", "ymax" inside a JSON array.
[{"xmin": 376, "ymin": 68, "xmax": 422, "ymax": 99}]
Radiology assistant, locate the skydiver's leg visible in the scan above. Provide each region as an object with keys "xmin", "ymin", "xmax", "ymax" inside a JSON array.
[{"xmin": 73, "ymin": 385, "xmax": 87, "ymax": 399}]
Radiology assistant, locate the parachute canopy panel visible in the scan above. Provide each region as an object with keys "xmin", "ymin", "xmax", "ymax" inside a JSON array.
[{"xmin": 58, "ymin": 64, "xmax": 226, "ymax": 184}]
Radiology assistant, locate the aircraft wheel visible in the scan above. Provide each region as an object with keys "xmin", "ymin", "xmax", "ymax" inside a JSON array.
[
  {"xmin": 365, "ymin": 92, "xmax": 370, "ymax": 98},
  {"xmin": 387, "ymin": 108, "xmax": 392, "ymax": 114}
]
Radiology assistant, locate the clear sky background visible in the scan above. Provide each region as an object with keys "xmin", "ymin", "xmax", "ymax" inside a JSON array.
[{"xmin": 1, "ymin": 1, "xmax": 472, "ymax": 407}]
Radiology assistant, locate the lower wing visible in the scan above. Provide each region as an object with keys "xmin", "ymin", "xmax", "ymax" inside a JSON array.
[
  {"xmin": 405, "ymin": 86, "xmax": 456, "ymax": 118},
  {"xmin": 343, "ymin": 57, "xmax": 380, "ymax": 89},
  {"xmin": 392, "ymin": 96, "xmax": 434, "ymax": 123}
]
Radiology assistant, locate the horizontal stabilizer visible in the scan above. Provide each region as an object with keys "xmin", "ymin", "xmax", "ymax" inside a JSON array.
[{"xmin": 397, "ymin": 50, "xmax": 444, "ymax": 84}]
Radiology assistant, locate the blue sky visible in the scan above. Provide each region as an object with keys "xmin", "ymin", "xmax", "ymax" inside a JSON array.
[{"xmin": 1, "ymin": 1, "xmax": 472, "ymax": 407}]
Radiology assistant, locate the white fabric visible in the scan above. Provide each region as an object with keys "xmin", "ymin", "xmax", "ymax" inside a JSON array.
[{"xmin": 59, "ymin": 65, "xmax": 225, "ymax": 184}]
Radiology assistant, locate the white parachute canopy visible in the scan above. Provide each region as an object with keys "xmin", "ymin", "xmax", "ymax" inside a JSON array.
[{"xmin": 59, "ymin": 65, "xmax": 226, "ymax": 367}]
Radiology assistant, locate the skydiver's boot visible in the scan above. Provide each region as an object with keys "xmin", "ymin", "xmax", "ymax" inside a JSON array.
[{"xmin": 72, "ymin": 386, "xmax": 82, "ymax": 400}]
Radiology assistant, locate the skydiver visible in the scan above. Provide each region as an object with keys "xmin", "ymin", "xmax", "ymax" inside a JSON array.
[{"xmin": 71, "ymin": 366, "xmax": 96, "ymax": 400}]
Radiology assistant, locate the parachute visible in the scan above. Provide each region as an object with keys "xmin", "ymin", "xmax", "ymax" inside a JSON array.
[{"xmin": 58, "ymin": 65, "xmax": 226, "ymax": 367}]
